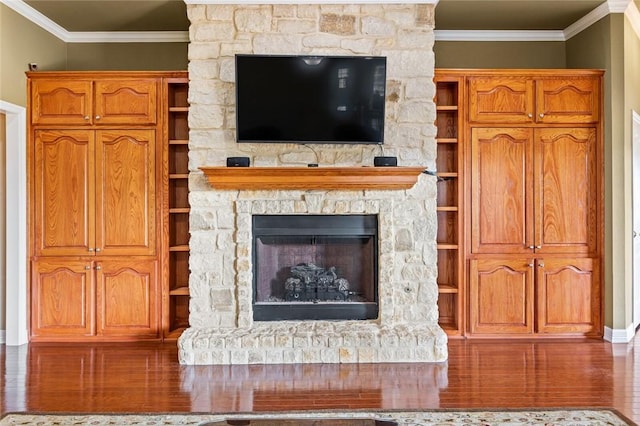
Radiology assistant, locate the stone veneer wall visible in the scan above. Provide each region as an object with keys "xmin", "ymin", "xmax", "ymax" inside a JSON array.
[{"xmin": 178, "ymin": 2, "xmax": 448, "ymax": 365}]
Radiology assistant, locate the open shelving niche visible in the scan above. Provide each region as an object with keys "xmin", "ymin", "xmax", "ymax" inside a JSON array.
[
  {"xmin": 164, "ymin": 75, "xmax": 190, "ymax": 339},
  {"xmin": 434, "ymin": 72, "xmax": 464, "ymax": 337}
]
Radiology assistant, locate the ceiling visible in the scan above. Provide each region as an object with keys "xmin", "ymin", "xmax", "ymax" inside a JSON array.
[{"xmin": 10, "ymin": 0, "xmax": 640, "ymax": 36}]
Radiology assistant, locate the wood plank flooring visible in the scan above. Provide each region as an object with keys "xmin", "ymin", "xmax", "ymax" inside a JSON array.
[{"xmin": 2, "ymin": 333, "xmax": 639, "ymax": 423}]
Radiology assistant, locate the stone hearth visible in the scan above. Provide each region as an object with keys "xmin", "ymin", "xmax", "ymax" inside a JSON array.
[{"xmin": 178, "ymin": 1, "xmax": 447, "ymax": 365}]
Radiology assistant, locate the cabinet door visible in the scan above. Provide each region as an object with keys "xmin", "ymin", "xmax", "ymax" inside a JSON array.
[
  {"xmin": 34, "ymin": 130, "xmax": 95, "ymax": 256},
  {"xmin": 536, "ymin": 258, "xmax": 601, "ymax": 335},
  {"xmin": 471, "ymin": 128, "xmax": 534, "ymax": 254},
  {"xmin": 469, "ymin": 259, "xmax": 535, "ymax": 334},
  {"xmin": 535, "ymin": 128, "xmax": 598, "ymax": 254},
  {"xmin": 95, "ymin": 259, "xmax": 159, "ymax": 337},
  {"xmin": 535, "ymin": 78, "xmax": 600, "ymax": 124},
  {"xmin": 94, "ymin": 80, "xmax": 157, "ymax": 125},
  {"xmin": 31, "ymin": 260, "xmax": 95, "ymax": 338},
  {"xmin": 468, "ymin": 77, "xmax": 535, "ymax": 123},
  {"xmin": 30, "ymin": 79, "xmax": 93, "ymax": 125},
  {"xmin": 95, "ymin": 130, "xmax": 156, "ymax": 256}
]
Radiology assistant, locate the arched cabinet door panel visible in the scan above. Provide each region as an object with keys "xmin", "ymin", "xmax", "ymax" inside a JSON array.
[
  {"xmin": 469, "ymin": 259, "xmax": 535, "ymax": 335},
  {"xmin": 31, "ymin": 260, "xmax": 95, "ymax": 339},
  {"xmin": 95, "ymin": 130, "xmax": 156, "ymax": 256},
  {"xmin": 470, "ymin": 127, "xmax": 533, "ymax": 254},
  {"xmin": 536, "ymin": 258, "xmax": 601, "ymax": 335},
  {"xmin": 34, "ymin": 130, "xmax": 94, "ymax": 257},
  {"xmin": 96, "ymin": 260, "xmax": 159, "ymax": 338},
  {"xmin": 535, "ymin": 128, "xmax": 598, "ymax": 255}
]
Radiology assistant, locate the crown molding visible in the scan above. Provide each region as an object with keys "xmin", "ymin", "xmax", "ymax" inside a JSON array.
[
  {"xmin": 185, "ymin": 0, "xmax": 437, "ymax": 3},
  {"xmin": 0, "ymin": 0, "xmax": 188, "ymax": 43},
  {"xmin": 435, "ymin": 29, "xmax": 565, "ymax": 42},
  {"xmin": 64, "ymin": 31, "xmax": 189, "ymax": 43}
]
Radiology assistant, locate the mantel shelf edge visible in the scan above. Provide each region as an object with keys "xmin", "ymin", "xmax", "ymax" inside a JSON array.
[{"xmin": 199, "ymin": 166, "xmax": 425, "ymax": 190}]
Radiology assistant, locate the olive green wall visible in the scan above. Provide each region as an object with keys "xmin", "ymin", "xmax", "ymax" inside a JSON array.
[
  {"xmin": 434, "ymin": 41, "xmax": 566, "ymax": 68},
  {"xmin": 66, "ymin": 43, "xmax": 187, "ymax": 71},
  {"xmin": 0, "ymin": 4, "xmax": 66, "ymax": 106}
]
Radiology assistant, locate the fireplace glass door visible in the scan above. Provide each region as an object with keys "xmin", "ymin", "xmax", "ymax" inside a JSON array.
[{"xmin": 252, "ymin": 215, "xmax": 378, "ymax": 321}]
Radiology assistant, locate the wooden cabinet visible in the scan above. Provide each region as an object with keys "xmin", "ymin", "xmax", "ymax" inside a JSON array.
[
  {"xmin": 469, "ymin": 75, "xmax": 599, "ymax": 124},
  {"xmin": 470, "ymin": 257, "xmax": 600, "ymax": 336},
  {"xmin": 470, "ymin": 127, "xmax": 597, "ymax": 255},
  {"xmin": 163, "ymin": 76, "xmax": 190, "ymax": 339},
  {"xmin": 33, "ymin": 129, "xmax": 157, "ymax": 257},
  {"xmin": 31, "ymin": 258, "xmax": 158, "ymax": 339},
  {"xmin": 453, "ymin": 69, "xmax": 604, "ymax": 338},
  {"xmin": 27, "ymin": 71, "xmax": 185, "ymax": 342},
  {"xmin": 434, "ymin": 69, "xmax": 604, "ymax": 337},
  {"xmin": 434, "ymin": 72, "xmax": 464, "ymax": 336},
  {"xmin": 30, "ymin": 78, "xmax": 157, "ymax": 126}
]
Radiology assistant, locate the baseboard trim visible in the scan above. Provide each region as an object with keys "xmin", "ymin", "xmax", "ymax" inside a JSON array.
[{"xmin": 603, "ymin": 325, "xmax": 636, "ymax": 343}]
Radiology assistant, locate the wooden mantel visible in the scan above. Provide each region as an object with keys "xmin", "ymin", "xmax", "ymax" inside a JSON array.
[{"xmin": 199, "ymin": 166, "xmax": 425, "ymax": 190}]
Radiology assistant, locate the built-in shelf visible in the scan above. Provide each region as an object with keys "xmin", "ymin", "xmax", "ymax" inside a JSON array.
[
  {"xmin": 169, "ymin": 286, "xmax": 190, "ymax": 296},
  {"xmin": 435, "ymin": 70, "xmax": 464, "ymax": 338},
  {"xmin": 199, "ymin": 166, "xmax": 426, "ymax": 190},
  {"xmin": 164, "ymin": 74, "xmax": 190, "ymax": 340},
  {"xmin": 438, "ymin": 284, "xmax": 459, "ymax": 294}
]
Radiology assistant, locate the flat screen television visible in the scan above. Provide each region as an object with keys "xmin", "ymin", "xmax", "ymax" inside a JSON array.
[{"xmin": 235, "ymin": 54, "xmax": 386, "ymax": 144}]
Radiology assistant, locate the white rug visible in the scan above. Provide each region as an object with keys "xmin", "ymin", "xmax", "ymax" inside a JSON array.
[{"xmin": 0, "ymin": 409, "xmax": 633, "ymax": 426}]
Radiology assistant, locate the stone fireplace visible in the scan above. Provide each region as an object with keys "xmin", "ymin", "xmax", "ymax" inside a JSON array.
[{"xmin": 178, "ymin": 1, "xmax": 447, "ymax": 365}]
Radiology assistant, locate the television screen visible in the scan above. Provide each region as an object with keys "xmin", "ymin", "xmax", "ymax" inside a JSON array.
[{"xmin": 235, "ymin": 54, "xmax": 386, "ymax": 144}]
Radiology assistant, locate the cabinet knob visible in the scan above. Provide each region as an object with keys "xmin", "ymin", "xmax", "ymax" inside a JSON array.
[
  {"xmin": 528, "ymin": 113, "xmax": 533, "ymax": 118},
  {"xmin": 539, "ymin": 262, "xmax": 545, "ymax": 268},
  {"xmin": 536, "ymin": 245, "xmax": 542, "ymax": 249},
  {"xmin": 84, "ymin": 265, "xmax": 91, "ymax": 270},
  {"xmin": 95, "ymin": 115, "xmax": 101, "ymax": 120},
  {"xmin": 528, "ymin": 263, "xmax": 534, "ymax": 267},
  {"xmin": 84, "ymin": 116, "xmax": 90, "ymax": 120},
  {"xmin": 88, "ymin": 247, "xmax": 94, "ymax": 252},
  {"xmin": 539, "ymin": 113, "xmax": 545, "ymax": 118},
  {"xmin": 95, "ymin": 248, "xmax": 101, "ymax": 253},
  {"xmin": 528, "ymin": 245, "xmax": 534, "ymax": 249},
  {"xmin": 95, "ymin": 265, "xmax": 102, "ymax": 270}
]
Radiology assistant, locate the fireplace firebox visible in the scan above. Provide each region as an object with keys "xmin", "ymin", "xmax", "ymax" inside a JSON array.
[{"xmin": 252, "ymin": 215, "xmax": 378, "ymax": 321}]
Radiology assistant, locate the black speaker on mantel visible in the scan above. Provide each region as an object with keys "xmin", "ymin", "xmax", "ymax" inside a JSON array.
[
  {"xmin": 226, "ymin": 157, "xmax": 250, "ymax": 167},
  {"xmin": 374, "ymin": 156, "xmax": 397, "ymax": 167}
]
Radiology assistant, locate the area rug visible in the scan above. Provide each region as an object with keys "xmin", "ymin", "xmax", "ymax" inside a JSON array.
[{"xmin": 0, "ymin": 409, "xmax": 635, "ymax": 426}]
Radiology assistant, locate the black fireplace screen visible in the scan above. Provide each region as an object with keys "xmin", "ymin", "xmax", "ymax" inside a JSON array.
[{"xmin": 252, "ymin": 214, "xmax": 378, "ymax": 321}]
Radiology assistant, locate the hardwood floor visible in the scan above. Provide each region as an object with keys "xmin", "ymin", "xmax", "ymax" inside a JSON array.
[{"xmin": 2, "ymin": 333, "xmax": 639, "ymax": 423}]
